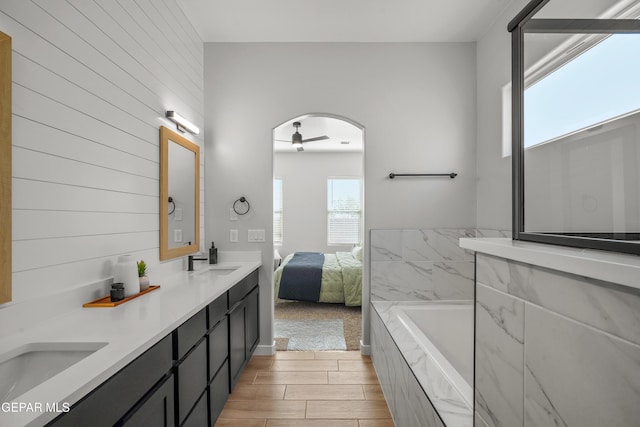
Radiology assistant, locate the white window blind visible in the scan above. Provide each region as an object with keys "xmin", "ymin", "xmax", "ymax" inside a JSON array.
[
  {"xmin": 327, "ymin": 178, "xmax": 362, "ymax": 245},
  {"xmin": 273, "ymin": 179, "xmax": 283, "ymax": 244}
]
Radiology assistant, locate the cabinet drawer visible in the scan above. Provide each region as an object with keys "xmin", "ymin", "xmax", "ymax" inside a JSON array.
[
  {"xmin": 181, "ymin": 390, "xmax": 209, "ymax": 427},
  {"xmin": 209, "ymin": 316, "xmax": 228, "ymax": 380},
  {"xmin": 210, "ymin": 360, "xmax": 230, "ymax": 423},
  {"xmin": 48, "ymin": 335, "xmax": 172, "ymax": 427},
  {"xmin": 177, "ymin": 338, "xmax": 208, "ymax": 424},
  {"xmin": 228, "ymin": 269, "xmax": 258, "ymax": 308},
  {"xmin": 208, "ymin": 293, "xmax": 228, "ymax": 328},
  {"xmin": 175, "ymin": 308, "xmax": 207, "ymax": 360},
  {"xmin": 122, "ymin": 374, "xmax": 174, "ymax": 427}
]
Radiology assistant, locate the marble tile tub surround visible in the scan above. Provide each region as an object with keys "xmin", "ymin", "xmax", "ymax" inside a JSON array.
[
  {"xmin": 371, "ymin": 301, "xmax": 472, "ymax": 427},
  {"xmin": 371, "ymin": 306, "xmax": 445, "ymax": 427},
  {"xmin": 474, "ymin": 252, "xmax": 640, "ymax": 427},
  {"xmin": 370, "ymin": 228, "xmax": 477, "ymax": 301}
]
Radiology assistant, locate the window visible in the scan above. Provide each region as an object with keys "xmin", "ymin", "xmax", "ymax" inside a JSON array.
[
  {"xmin": 273, "ymin": 178, "xmax": 283, "ymax": 245},
  {"xmin": 327, "ymin": 178, "xmax": 362, "ymax": 245}
]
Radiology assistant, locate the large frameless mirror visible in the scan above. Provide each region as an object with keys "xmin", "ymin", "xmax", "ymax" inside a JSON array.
[
  {"xmin": 160, "ymin": 126, "xmax": 200, "ymax": 261},
  {"xmin": 511, "ymin": 0, "xmax": 640, "ymax": 255}
]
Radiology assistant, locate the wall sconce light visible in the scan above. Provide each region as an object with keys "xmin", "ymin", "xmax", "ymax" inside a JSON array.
[{"xmin": 166, "ymin": 110, "xmax": 200, "ymax": 135}]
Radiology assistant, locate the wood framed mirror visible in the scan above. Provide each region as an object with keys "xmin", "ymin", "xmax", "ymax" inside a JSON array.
[
  {"xmin": 1, "ymin": 31, "xmax": 11, "ymax": 304},
  {"xmin": 160, "ymin": 126, "xmax": 200, "ymax": 261}
]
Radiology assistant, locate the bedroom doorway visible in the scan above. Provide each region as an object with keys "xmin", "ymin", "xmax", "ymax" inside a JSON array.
[{"xmin": 272, "ymin": 113, "xmax": 365, "ymax": 351}]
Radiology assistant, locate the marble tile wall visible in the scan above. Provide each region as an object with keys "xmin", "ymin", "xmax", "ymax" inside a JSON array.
[
  {"xmin": 475, "ymin": 253, "xmax": 640, "ymax": 427},
  {"xmin": 371, "ymin": 308, "xmax": 445, "ymax": 427},
  {"xmin": 370, "ymin": 229, "xmax": 476, "ymax": 301}
]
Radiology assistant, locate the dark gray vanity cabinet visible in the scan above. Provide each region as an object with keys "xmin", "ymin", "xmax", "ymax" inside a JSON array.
[
  {"xmin": 46, "ymin": 335, "xmax": 174, "ymax": 427},
  {"xmin": 228, "ymin": 270, "xmax": 260, "ymax": 389},
  {"xmin": 47, "ymin": 268, "xmax": 259, "ymax": 427}
]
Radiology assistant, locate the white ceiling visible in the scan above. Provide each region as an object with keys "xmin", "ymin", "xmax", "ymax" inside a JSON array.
[
  {"xmin": 273, "ymin": 116, "xmax": 363, "ymax": 153},
  {"xmin": 177, "ymin": 0, "xmax": 513, "ymax": 43}
]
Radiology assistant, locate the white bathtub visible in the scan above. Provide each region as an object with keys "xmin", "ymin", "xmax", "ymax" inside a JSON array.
[{"xmin": 395, "ymin": 303, "xmax": 474, "ymax": 408}]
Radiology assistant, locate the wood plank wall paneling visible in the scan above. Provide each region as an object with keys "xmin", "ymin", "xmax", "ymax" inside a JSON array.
[
  {"xmin": 0, "ymin": 0, "xmax": 204, "ymax": 305},
  {"xmin": 0, "ymin": 31, "xmax": 11, "ymax": 304}
]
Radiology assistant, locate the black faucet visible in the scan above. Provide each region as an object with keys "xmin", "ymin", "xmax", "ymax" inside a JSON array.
[{"xmin": 188, "ymin": 254, "xmax": 208, "ymax": 271}]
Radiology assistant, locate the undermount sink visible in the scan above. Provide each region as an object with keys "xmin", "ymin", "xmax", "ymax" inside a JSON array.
[
  {"xmin": 193, "ymin": 265, "xmax": 240, "ymax": 277},
  {"xmin": 0, "ymin": 342, "xmax": 107, "ymax": 401}
]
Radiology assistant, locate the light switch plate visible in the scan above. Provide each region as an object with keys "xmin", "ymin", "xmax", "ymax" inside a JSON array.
[
  {"xmin": 247, "ymin": 229, "xmax": 265, "ymax": 242},
  {"xmin": 174, "ymin": 229, "xmax": 182, "ymax": 243},
  {"xmin": 230, "ymin": 229, "xmax": 238, "ymax": 242},
  {"xmin": 229, "ymin": 207, "xmax": 238, "ymax": 221}
]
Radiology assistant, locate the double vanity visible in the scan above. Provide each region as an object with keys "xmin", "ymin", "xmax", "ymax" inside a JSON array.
[{"xmin": 0, "ymin": 253, "xmax": 261, "ymax": 427}]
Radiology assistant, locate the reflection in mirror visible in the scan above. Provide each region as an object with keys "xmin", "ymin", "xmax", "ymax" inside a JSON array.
[
  {"xmin": 160, "ymin": 126, "xmax": 200, "ymax": 261},
  {"xmin": 168, "ymin": 141, "xmax": 196, "ymax": 249},
  {"xmin": 0, "ymin": 31, "xmax": 11, "ymax": 303},
  {"xmin": 523, "ymin": 32, "xmax": 640, "ymax": 239}
]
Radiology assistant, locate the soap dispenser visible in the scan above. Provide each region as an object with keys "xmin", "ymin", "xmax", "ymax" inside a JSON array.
[{"xmin": 209, "ymin": 242, "xmax": 218, "ymax": 264}]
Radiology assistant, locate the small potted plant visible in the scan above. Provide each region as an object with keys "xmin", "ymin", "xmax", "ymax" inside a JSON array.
[{"xmin": 137, "ymin": 260, "xmax": 150, "ymax": 291}]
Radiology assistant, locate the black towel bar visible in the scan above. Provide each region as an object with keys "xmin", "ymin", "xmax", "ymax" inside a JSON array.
[{"xmin": 388, "ymin": 172, "xmax": 457, "ymax": 179}]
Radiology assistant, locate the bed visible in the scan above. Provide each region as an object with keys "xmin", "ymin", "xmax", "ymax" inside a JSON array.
[{"xmin": 274, "ymin": 247, "xmax": 363, "ymax": 307}]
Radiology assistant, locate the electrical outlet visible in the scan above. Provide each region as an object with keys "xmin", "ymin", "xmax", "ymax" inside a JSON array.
[
  {"xmin": 247, "ymin": 229, "xmax": 265, "ymax": 242},
  {"xmin": 230, "ymin": 229, "xmax": 238, "ymax": 242},
  {"xmin": 174, "ymin": 229, "xmax": 182, "ymax": 243}
]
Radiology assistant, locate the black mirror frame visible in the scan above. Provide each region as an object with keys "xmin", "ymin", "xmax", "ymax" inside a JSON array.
[{"xmin": 509, "ymin": 0, "xmax": 640, "ymax": 256}]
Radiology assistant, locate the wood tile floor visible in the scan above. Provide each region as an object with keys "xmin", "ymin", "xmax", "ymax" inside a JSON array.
[{"xmin": 215, "ymin": 351, "xmax": 395, "ymax": 427}]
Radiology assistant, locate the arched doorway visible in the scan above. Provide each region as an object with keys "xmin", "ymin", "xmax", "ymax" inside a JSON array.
[{"xmin": 272, "ymin": 113, "xmax": 365, "ymax": 351}]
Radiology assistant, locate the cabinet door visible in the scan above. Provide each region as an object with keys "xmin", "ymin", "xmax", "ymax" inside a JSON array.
[
  {"xmin": 228, "ymin": 301, "xmax": 246, "ymax": 389},
  {"xmin": 245, "ymin": 286, "xmax": 259, "ymax": 355},
  {"xmin": 122, "ymin": 375, "xmax": 174, "ymax": 427}
]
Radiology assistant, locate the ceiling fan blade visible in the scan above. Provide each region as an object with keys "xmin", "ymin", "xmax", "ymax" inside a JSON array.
[
  {"xmin": 301, "ymin": 135, "xmax": 329, "ymax": 143},
  {"xmin": 275, "ymin": 139, "xmax": 291, "ymax": 142},
  {"xmin": 296, "ymin": 146, "xmax": 304, "ymax": 152}
]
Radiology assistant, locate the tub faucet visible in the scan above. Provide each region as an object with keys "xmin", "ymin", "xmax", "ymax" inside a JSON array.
[{"xmin": 188, "ymin": 254, "xmax": 208, "ymax": 271}]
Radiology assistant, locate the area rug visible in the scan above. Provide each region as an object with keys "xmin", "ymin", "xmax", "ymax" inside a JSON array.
[
  {"xmin": 274, "ymin": 319, "xmax": 346, "ymax": 350},
  {"xmin": 274, "ymin": 301, "xmax": 362, "ymax": 351}
]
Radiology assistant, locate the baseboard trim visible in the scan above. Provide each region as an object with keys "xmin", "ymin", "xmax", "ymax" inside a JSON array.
[
  {"xmin": 254, "ymin": 341, "xmax": 276, "ymax": 356},
  {"xmin": 360, "ymin": 341, "xmax": 371, "ymax": 355}
]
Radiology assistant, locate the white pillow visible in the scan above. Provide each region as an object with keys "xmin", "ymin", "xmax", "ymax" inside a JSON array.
[
  {"xmin": 351, "ymin": 245, "xmax": 363, "ymax": 261},
  {"xmin": 274, "ymin": 249, "xmax": 282, "ymax": 269}
]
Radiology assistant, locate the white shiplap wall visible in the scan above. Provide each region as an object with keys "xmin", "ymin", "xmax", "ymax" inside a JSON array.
[{"xmin": 0, "ymin": 0, "xmax": 204, "ymax": 333}]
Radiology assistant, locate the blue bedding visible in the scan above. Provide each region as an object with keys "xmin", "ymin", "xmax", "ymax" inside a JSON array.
[{"xmin": 278, "ymin": 252, "xmax": 325, "ymax": 302}]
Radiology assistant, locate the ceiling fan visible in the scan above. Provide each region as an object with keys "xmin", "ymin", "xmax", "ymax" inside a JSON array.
[{"xmin": 276, "ymin": 121, "xmax": 329, "ymax": 151}]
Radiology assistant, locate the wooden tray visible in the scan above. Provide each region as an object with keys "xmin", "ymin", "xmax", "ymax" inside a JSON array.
[{"xmin": 83, "ymin": 285, "xmax": 160, "ymax": 308}]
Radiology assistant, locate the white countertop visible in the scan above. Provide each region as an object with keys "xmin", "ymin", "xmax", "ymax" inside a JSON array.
[
  {"xmin": 459, "ymin": 238, "xmax": 640, "ymax": 290},
  {"xmin": 0, "ymin": 255, "xmax": 261, "ymax": 427}
]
